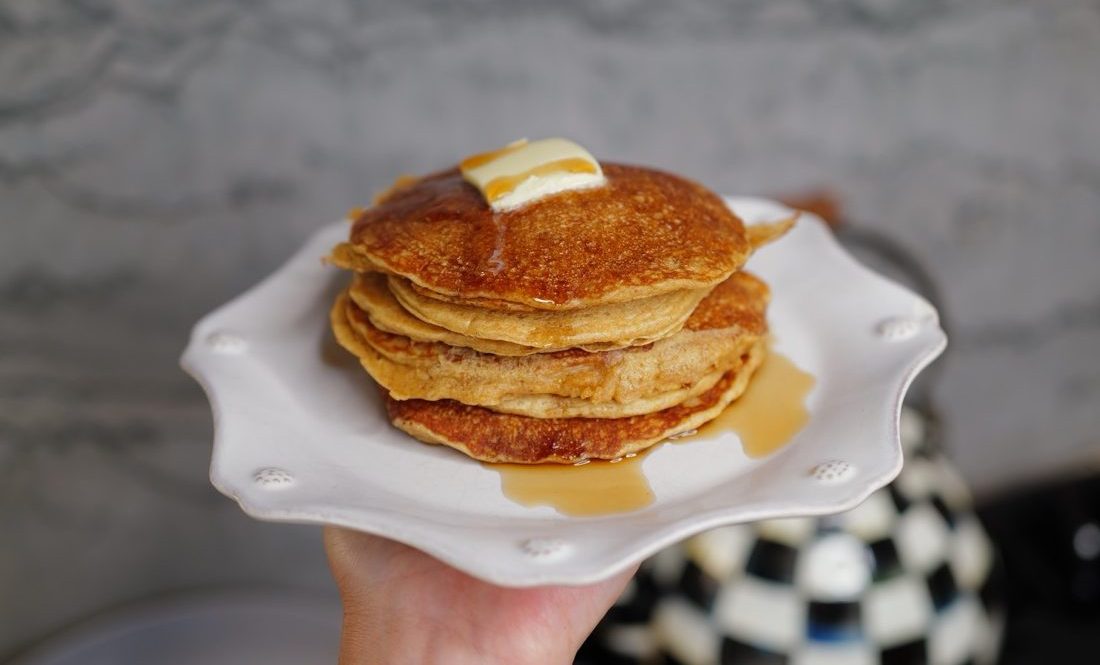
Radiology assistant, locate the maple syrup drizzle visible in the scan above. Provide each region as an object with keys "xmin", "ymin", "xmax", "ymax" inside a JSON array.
[
  {"xmin": 489, "ymin": 455, "xmax": 652, "ymax": 517},
  {"xmin": 489, "ymin": 351, "xmax": 816, "ymax": 516}
]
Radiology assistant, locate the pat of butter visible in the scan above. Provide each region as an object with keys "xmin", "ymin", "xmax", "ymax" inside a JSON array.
[{"xmin": 460, "ymin": 138, "xmax": 606, "ymax": 212}]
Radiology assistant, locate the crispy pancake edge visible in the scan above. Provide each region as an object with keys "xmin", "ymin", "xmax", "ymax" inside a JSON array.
[{"xmin": 386, "ymin": 339, "xmax": 766, "ymax": 464}]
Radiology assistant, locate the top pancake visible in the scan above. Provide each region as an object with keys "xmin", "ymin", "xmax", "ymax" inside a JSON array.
[{"xmin": 333, "ymin": 163, "xmax": 750, "ymax": 310}]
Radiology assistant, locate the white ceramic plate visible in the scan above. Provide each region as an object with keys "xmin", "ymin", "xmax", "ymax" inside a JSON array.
[{"xmin": 182, "ymin": 197, "xmax": 945, "ymax": 587}]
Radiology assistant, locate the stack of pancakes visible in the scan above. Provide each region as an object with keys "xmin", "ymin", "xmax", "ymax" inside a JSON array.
[{"xmin": 328, "ymin": 163, "xmax": 792, "ymax": 464}]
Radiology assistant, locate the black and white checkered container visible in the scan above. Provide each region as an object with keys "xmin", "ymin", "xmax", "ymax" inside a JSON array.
[{"xmin": 579, "ymin": 406, "xmax": 1005, "ymax": 665}]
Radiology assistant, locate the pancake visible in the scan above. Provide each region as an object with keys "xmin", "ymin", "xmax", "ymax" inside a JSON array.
[
  {"xmin": 326, "ymin": 144, "xmax": 799, "ymax": 464},
  {"xmin": 484, "ymin": 369, "xmax": 728, "ymax": 419},
  {"xmin": 386, "ymin": 274, "xmax": 708, "ymax": 350},
  {"xmin": 331, "ymin": 272, "xmax": 769, "ymax": 418},
  {"xmin": 328, "ymin": 164, "xmax": 751, "ymax": 310},
  {"xmin": 348, "ymin": 272, "xmax": 540, "ymax": 356},
  {"xmin": 337, "ymin": 302, "xmax": 733, "ymax": 419},
  {"xmin": 385, "ymin": 340, "xmax": 766, "ymax": 464},
  {"xmin": 331, "ymin": 294, "xmax": 745, "ymax": 418},
  {"xmin": 349, "ymin": 272, "xmax": 668, "ymax": 355},
  {"xmin": 336, "ymin": 298, "xmax": 749, "ymax": 418}
]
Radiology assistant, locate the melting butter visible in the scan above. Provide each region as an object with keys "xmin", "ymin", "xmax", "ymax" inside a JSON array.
[{"xmin": 460, "ymin": 138, "xmax": 606, "ymax": 211}]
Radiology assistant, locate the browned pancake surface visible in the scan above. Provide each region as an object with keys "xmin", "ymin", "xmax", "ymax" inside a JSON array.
[
  {"xmin": 339, "ymin": 164, "xmax": 749, "ymax": 309},
  {"xmin": 680, "ymin": 270, "xmax": 769, "ymax": 335},
  {"xmin": 385, "ymin": 345, "xmax": 763, "ymax": 464}
]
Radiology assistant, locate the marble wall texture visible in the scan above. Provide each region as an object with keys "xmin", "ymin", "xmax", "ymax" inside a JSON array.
[{"xmin": 1, "ymin": 0, "xmax": 1098, "ymax": 654}]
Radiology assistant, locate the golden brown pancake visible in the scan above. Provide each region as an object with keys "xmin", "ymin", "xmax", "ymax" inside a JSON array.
[
  {"xmin": 328, "ymin": 164, "xmax": 751, "ymax": 310},
  {"xmin": 385, "ymin": 340, "xmax": 766, "ymax": 464},
  {"xmin": 470, "ymin": 370, "xmax": 729, "ymax": 420},
  {"xmin": 349, "ymin": 272, "xmax": 681, "ymax": 356},
  {"xmin": 348, "ymin": 272, "xmax": 540, "ymax": 356},
  {"xmin": 386, "ymin": 274, "xmax": 708, "ymax": 350},
  {"xmin": 331, "ymin": 272, "xmax": 770, "ymax": 418}
]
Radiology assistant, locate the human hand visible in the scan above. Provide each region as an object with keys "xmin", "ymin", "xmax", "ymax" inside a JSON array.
[{"xmin": 324, "ymin": 526, "xmax": 636, "ymax": 665}]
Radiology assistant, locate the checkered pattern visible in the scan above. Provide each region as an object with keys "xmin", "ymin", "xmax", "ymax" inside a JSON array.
[{"xmin": 579, "ymin": 407, "xmax": 1005, "ymax": 665}]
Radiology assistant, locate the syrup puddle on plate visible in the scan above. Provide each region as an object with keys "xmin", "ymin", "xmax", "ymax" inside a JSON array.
[
  {"xmin": 488, "ymin": 352, "xmax": 816, "ymax": 517},
  {"xmin": 492, "ymin": 454, "xmax": 653, "ymax": 517}
]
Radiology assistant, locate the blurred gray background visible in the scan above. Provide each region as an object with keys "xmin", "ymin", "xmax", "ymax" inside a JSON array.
[{"xmin": 2, "ymin": 0, "xmax": 1098, "ymax": 655}]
